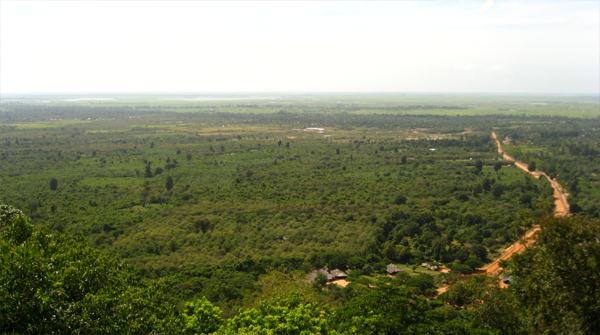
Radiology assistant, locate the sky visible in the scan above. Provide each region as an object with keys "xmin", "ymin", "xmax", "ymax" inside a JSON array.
[{"xmin": 1, "ymin": 0, "xmax": 599, "ymax": 94}]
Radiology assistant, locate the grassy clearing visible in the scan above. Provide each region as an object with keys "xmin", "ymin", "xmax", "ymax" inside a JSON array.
[
  {"xmin": 391, "ymin": 263, "xmax": 444, "ymax": 278},
  {"xmin": 7, "ymin": 120, "xmax": 94, "ymax": 129},
  {"xmin": 78, "ymin": 177, "xmax": 146, "ymax": 188}
]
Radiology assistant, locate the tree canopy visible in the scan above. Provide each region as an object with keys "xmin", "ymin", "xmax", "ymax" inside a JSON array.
[{"xmin": 0, "ymin": 204, "xmax": 182, "ymax": 334}]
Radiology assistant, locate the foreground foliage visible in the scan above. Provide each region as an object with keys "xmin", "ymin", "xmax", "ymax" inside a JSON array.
[
  {"xmin": 510, "ymin": 216, "xmax": 600, "ymax": 334},
  {"xmin": 443, "ymin": 216, "xmax": 600, "ymax": 335},
  {"xmin": 2, "ymin": 204, "xmax": 599, "ymax": 334},
  {"xmin": 0, "ymin": 205, "xmax": 182, "ymax": 334}
]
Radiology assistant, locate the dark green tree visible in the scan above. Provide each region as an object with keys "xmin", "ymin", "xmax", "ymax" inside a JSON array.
[
  {"xmin": 347, "ymin": 256, "xmax": 365, "ymax": 270},
  {"xmin": 470, "ymin": 244, "xmax": 488, "ymax": 261},
  {"xmin": 50, "ymin": 178, "xmax": 58, "ymax": 191},
  {"xmin": 527, "ymin": 161, "xmax": 536, "ymax": 172},
  {"xmin": 494, "ymin": 162, "xmax": 502, "ymax": 173},
  {"xmin": 334, "ymin": 285, "xmax": 428, "ymax": 335},
  {"xmin": 314, "ymin": 272, "xmax": 327, "ymax": 291},
  {"xmin": 166, "ymin": 176, "xmax": 174, "ymax": 191},
  {"xmin": 475, "ymin": 160, "xmax": 483, "ymax": 172},
  {"xmin": 405, "ymin": 273, "xmax": 435, "ymax": 295},
  {"xmin": 393, "ymin": 194, "xmax": 407, "ymax": 205},
  {"xmin": 482, "ymin": 178, "xmax": 492, "ymax": 192},
  {"xmin": 491, "ymin": 183, "xmax": 504, "ymax": 199},
  {"xmin": 144, "ymin": 165, "xmax": 153, "ymax": 178}
]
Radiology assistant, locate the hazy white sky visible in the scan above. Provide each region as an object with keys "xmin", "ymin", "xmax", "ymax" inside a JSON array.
[{"xmin": 1, "ymin": 1, "xmax": 598, "ymax": 94}]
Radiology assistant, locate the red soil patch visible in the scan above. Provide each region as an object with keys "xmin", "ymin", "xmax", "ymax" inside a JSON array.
[{"xmin": 327, "ymin": 279, "xmax": 351, "ymax": 287}]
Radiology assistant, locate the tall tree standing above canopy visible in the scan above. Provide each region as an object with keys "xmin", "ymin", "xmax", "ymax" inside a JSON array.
[
  {"xmin": 166, "ymin": 176, "xmax": 174, "ymax": 191},
  {"xmin": 145, "ymin": 165, "xmax": 154, "ymax": 178},
  {"xmin": 50, "ymin": 178, "xmax": 58, "ymax": 191},
  {"xmin": 475, "ymin": 160, "xmax": 483, "ymax": 172}
]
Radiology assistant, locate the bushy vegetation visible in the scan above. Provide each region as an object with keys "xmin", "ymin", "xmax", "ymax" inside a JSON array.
[
  {"xmin": 498, "ymin": 118, "xmax": 600, "ymax": 218},
  {"xmin": 0, "ymin": 205, "xmax": 182, "ymax": 334},
  {"xmin": 2, "ymin": 205, "xmax": 598, "ymax": 334},
  {"xmin": 1, "ymin": 96, "xmax": 598, "ymax": 333},
  {"xmin": 1, "ymin": 103, "xmax": 561, "ymax": 308}
]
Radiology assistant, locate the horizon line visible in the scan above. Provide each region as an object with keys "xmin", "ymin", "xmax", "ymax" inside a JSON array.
[{"xmin": 2, "ymin": 91, "xmax": 599, "ymax": 96}]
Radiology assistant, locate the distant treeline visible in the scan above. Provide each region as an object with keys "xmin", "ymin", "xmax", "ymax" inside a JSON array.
[{"xmin": 340, "ymin": 105, "xmax": 470, "ymax": 111}]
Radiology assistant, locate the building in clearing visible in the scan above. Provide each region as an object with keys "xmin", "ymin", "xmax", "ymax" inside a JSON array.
[
  {"xmin": 387, "ymin": 263, "xmax": 403, "ymax": 275},
  {"xmin": 306, "ymin": 270, "xmax": 318, "ymax": 283},
  {"xmin": 307, "ymin": 267, "xmax": 342, "ymax": 283},
  {"xmin": 318, "ymin": 267, "xmax": 335, "ymax": 281},
  {"xmin": 330, "ymin": 269, "xmax": 347, "ymax": 279},
  {"xmin": 304, "ymin": 127, "xmax": 325, "ymax": 133}
]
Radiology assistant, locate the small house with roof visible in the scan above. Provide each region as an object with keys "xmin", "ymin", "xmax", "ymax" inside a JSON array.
[
  {"xmin": 330, "ymin": 269, "xmax": 347, "ymax": 279},
  {"xmin": 318, "ymin": 267, "xmax": 335, "ymax": 281},
  {"xmin": 386, "ymin": 263, "xmax": 403, "ymax": 275}
]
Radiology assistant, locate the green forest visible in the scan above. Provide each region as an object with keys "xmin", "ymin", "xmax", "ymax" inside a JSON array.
[{"xmin": 1, "ymin": 94, "xmax": 599, "ymax": 334}]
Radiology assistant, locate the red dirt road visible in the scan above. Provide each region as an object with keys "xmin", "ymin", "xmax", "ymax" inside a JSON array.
[
  {"xmin": 481, "ymin": 133, "xmax": 570, "ymax": 276},
  {"xmin": 480, "ymin": 226, "xmax": 540, "ymax": 276},
  {"xmin": 491, "ymin": 132, "xmax": 569, "ymax": 218}
]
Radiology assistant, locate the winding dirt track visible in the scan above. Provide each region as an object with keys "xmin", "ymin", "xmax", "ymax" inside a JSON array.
[{"xmin": 481, "ymin": 133, "xmax": 570, "ymax": 276}]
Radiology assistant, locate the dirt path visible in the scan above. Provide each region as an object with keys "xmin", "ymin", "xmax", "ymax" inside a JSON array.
[
  {"xmin": 481, "ymin": 133, "xmax": 570, "ymax": 276},
  {"xmin": 480, "ymin": 225, "xmax": 540, "ymax": 275},
  {"xmin": 491, "ymin": 132, "xmax": 569, "ymax": 217},
  {"xmin": 436, "ymin": 285, "xmax": 449, "ymax": 295}
]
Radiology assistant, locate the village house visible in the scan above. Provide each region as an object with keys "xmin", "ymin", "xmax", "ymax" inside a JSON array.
[
  {"xmin": 386, "ymin": 263, "xmax": 403, "ymax": 275},
  {"xmin": 306, "ymin": 266, "xmax": 346, "ymax": 283},
  {"xmin": 330, "ymin": 269, "xmax": 347, "ymax": 279}
]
